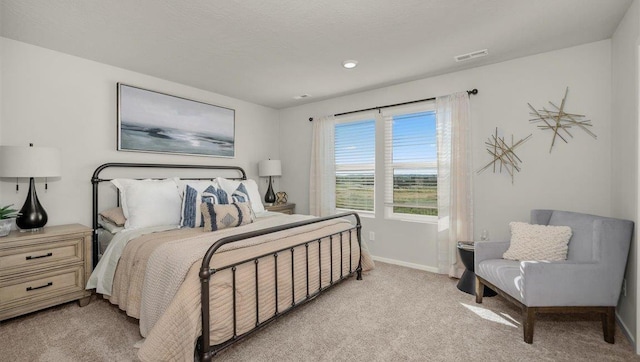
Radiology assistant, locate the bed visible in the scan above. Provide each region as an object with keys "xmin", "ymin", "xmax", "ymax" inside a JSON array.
[{"xmin": 88, "ymin": 163, "xmax": 371, "ymax": 361}]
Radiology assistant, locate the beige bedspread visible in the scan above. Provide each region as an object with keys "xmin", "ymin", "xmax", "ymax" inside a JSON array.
[{"xmin": 105, "ymin": 214, "xmax": 372, "ymax": 362}]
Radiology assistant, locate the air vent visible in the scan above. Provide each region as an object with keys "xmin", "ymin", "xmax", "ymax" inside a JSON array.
[
  {"xmin": 454, "ymin": 49, "xmax": 488, "ymax": 62},
  {"xmin": 293, "ymin": 94, "xmax": 311, "ymax": 100}
]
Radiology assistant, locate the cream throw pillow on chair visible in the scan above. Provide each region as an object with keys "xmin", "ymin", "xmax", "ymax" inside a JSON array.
[{"xmin": 503, "ymin": 222, "xmax": 572, "ymax": 261}]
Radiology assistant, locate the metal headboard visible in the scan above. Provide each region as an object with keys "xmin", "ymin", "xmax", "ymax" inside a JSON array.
[{"xmin": 90, "ymin": 162, "xmax": 247, "ymax": 267}]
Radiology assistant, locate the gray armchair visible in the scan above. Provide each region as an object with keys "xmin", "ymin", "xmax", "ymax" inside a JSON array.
[{"xmin": 475, "ymin": 209, "xmax": 633, "ymax": 344}]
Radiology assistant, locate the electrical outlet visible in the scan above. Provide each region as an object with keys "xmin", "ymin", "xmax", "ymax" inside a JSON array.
[
  {"xmin": 622, "ymin": 279, "xmax": 627, "ymax": 297},
  {"xmin": 369, "ymin": 231, "xmax": 375, "ymax": 241}
]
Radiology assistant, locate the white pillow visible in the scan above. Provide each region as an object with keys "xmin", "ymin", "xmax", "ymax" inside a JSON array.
[
  {"xmin": 111, "ymin": 178, "xmax": 182, "ymax": 230},
  {"xmin": 216, "ymin": 177, "xmax": 265, "ymax": 213},
  {"xmin": 503, "ymin": 221, "xmax": 572, "ymax": 261}
]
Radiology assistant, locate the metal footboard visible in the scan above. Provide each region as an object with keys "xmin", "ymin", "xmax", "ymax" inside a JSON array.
[{"xmin": 197, "ymin": 212, "xmax": 363, "ymax": 361}]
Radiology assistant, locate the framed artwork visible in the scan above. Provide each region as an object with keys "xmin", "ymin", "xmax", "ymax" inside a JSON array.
[{"xmin": 117, "ymin": 83, "xmax": 235, "ymax": 157}]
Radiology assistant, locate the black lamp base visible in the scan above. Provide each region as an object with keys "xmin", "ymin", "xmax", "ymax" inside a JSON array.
[
  {"xmin": 16, "ymin": 177, "xmax": 48, "ymax": 231},
  {"xmin": 264, "ymin": 176, "xmax": 276, "ymax": 204}
]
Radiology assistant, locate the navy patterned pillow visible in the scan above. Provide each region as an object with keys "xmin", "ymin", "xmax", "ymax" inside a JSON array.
[
  {"xmin": 181, "ymin": 184, "xmax": 230, "ymax": 228},
  {"xmin": 231, "ymin": 183, "xmax": 249, "ymax": 203},
  {"xmin": 202, "ymin": 185, "xmax": 230, "ymax": 205}
]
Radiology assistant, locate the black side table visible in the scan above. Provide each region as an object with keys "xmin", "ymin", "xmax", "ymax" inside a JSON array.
[{"xmin": 457, "ymin": 241, "xmax": 497, "ymax": 297}]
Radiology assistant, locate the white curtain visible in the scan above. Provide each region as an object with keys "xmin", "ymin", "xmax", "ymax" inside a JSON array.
[
  {"xmin": 309, "ymin": 116, "xmax": 336, "ymax": 217},
  {"xmin": 436, "ymin": 92, "xmax": 473, "ymax": 278}
]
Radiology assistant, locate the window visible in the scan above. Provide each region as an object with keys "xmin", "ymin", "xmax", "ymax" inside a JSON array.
[
  {"xmin": 334, "ymin": 118, "xmax": 375, "ymax": 212},
  {"xmin": 332, "ymin": 105, "xmax": 437, "ymax": 221},
  {"xmin": 384, "ymin": 106, "xmax": 437, "ymax": 220}
]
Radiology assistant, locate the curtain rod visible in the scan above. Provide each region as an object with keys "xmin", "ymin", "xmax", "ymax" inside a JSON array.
[{"xmin": 308, "ymin": 88, "xmax": 478, "ymax": 121}]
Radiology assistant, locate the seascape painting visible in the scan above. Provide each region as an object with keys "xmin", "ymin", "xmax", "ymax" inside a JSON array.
[{"xmin": 117, "ymin": 84, "xmax": 235, "ymax": 157}]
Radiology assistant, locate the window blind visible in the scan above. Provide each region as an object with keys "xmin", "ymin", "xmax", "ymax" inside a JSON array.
[
  {"xmin": 383, "ymin": 106, "xmax": 438, "ymax": 217},
  {"xmin": 335, "ymin": 119, "xmax": 375, "ymax": 212}
]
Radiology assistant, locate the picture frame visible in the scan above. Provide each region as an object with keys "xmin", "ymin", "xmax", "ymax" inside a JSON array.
[{"xmin": 117, "ymin": 83, "xmax": 235, "ymax": 158}]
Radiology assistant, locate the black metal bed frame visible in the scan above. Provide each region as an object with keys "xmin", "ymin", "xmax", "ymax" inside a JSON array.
[{"xmin": 90, "ymin": 163, "xmax": 362, "ymax": 361}]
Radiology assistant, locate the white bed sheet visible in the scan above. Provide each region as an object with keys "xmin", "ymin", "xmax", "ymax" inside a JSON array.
[
  {"xmin": 87, "ymin": 225, "xmax": 179, "ymax": 295},
  {"xmin": 86, "ymin": 211, "xmax": 283, "ymax": 296}
]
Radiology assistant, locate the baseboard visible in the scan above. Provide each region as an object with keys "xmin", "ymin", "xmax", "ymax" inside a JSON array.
[
  {"xmin": 371, "ymin": 255, "xmax": 439, "ymax": 273},
  {"xmin": 615, "ymin": 311, "xmax": 635, "ymax": 349}
]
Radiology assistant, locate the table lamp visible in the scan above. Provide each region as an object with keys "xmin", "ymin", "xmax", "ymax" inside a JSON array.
[
  {"xmin": 0, "ymin": 144, "xmax": 61, "ymax": 231},
  {"xmin": 258, "ymin": 159, "xmax": 281, "ymax": 204}
]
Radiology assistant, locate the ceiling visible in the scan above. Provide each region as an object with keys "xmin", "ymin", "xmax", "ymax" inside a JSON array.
[{"xmin": 0, "ymin": 0, "xmax": 633, "ymax": 109}]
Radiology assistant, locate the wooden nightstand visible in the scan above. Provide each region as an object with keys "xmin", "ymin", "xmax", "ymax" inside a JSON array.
[
  {"xmin": 265, "ymin": 203, "xmax": 296, "ymax": 214},
  {"xmin": 0, "ymin": 224, "xmax": 93, "ymax": 321}
]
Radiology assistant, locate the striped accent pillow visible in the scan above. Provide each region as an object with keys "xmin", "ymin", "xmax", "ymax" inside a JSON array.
[
  {"xmin": 216, "ymin": 178, "xmax": 265, "ymax": 214},
  {"xmin": 231, "ymin": 183, "xmax": 250, "ymax": 203},
  {"xmin": 202, "ymin": 185, "xmax": 230, "ymax": 205},
  {"xmin": 201, "ymin": 202, "xmax": 255, "ymax": 231},
  {"xmin": 231, "ymin": 183, "xmax": 257, "ymax": 220},
  {"xmin": 181, "ymin": 184, "xmax": 230, "ymax": 228}
]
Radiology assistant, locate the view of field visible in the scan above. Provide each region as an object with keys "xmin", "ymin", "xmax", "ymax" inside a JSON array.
[
  {"xmin": 336, "ymin": 172, "xmax": 374, "ymax": 211},
  {"xmin": 392, "ymin": 173, "xmax": 437, "ymax": 216},
  {"xmin": 336, "ymin": 173, "xmax": 437, "ymax": 215}
]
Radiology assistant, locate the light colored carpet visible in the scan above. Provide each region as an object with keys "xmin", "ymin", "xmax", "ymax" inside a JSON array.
[{"xmin": 1, "ymin": 262, "xmax": 638, "ymax": 361}]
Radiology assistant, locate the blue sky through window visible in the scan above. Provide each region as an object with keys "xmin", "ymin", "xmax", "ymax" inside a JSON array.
[
  {"xmin": 335, "ymin": 120, "xmax": 375, "ymax": 165},
  {"xmin": 335, "ymin": 111, "xmax": 436, "ymax": 170},
  {"xmin": 392, "ymin": 111, "xmax": 436, "ymax": 164}
]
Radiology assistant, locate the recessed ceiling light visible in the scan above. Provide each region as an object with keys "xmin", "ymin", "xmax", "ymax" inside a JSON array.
[
  {"xmin": 293, "ymin": 94, "xmax": 311, "ymax": 100},
  {"xmin": 454, "ymin": 49, "xmax": 488, "ymax": 62},
  {"xmin": 342, "ymin": 60, "xmax": 358, "ymax": 69}
]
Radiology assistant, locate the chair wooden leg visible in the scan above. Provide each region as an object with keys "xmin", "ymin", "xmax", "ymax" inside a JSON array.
[
  {"xmin": 475, "ymin": 276, "xmax": 484, "ymax": 304},
  {"xmin": 523, "ymin": 307, "xmax": 535, "ymax": 344},
  {"xmin": 602, "ymin": 307, "xmax": 615, "ymax": 344}
]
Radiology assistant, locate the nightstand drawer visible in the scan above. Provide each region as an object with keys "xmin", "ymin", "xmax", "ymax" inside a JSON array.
[
  {"xmin": 0, "ymin": 265, "xmax": 85, "ymax": 307},
  {"xmin": 0, "ymin": 237, "xmax": 83, "ymax": 274},
  {"xmin": 265, "ymin": 203, "xmax": 295, "ymax": 214}
]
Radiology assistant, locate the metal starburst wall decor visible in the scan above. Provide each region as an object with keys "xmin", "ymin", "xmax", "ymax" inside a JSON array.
[
  {"xmin": 528, "ymin": 87, "xmax": 597, "ymax": 153},
  {"xmin": 477, "ymin": 128, "xmax": 532, "ymax": 184}
]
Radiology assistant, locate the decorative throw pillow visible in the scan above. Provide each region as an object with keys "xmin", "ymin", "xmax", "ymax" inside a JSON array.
[
  {"xmin": 200, "ymin": 202, "xmax": 255, "ymax": 231},
  {"xmin": 216, "ymin": 177, "xmax": 265, "ymax": 214},
  {"xmin": 231, "ymin": 183, "xmax": 250, "ymax": 203},
  {"xmin": 201, "ymin": 185, "xmax": 231, "ymax": 205},
  {"xmin": 181, "ymin": 184, "xmax": 230, "ymax": 228},
  {"xmin": 503, "ymin": 222, "xmax": 572, "ymax": 261},
  {"xmin": 99, "ymin": 207, "xmax": 126, "ymax": 227},
  {"xmin": 230, "ymin": 183, "xmax": 260, "ymax": 222},
  {"xmin": 98, "ymin": 216, "xmax": 125, "ymax": 234}
]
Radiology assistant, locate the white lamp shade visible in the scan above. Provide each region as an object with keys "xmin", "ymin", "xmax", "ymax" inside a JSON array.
[
  {"xmin": 258, "ymin": 160, "xmax": 281, "ymax": 177},
  {"xmin": 0, "ymin": 145, "xmax": 61, "ymax": 178}
]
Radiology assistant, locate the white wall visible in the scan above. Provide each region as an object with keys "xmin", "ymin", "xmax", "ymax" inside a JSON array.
[
  {"xmin": 612, "ymin": 0, "xmax": 640, "ymax": 349},
  {"xmin": 0, "ymin": 37, "xmax": 280, "ymax": 227},
  {"xmin": 279, "ymin": 40, "xmax": 612, "ymax": 270}
]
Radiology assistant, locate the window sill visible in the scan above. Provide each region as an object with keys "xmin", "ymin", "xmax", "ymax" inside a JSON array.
[
  {"xmin": 385, "ymin": 213, "xmax": 437, "ymax": 224},
  {"xmin": 336, "ymin": 209, "xmax": 375, "ymax": 219}
]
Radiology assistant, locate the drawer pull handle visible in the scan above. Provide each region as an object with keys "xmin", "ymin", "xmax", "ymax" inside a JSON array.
[
  {"xmin": 26, "ymin": 282, "xmax": 53, "ymax": 291},
  {"xmin": 26, "ymin": 252, "xmax": 53, "ymax": 260}
]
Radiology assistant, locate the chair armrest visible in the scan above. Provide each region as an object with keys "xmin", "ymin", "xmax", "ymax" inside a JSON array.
[
  {"xmin": 474, "ymin": 241, "xmax": 510, "ymax": 271},
  {"xmin": 520, "ymin": 261, "xmax": 617, "ymax": 306}
]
